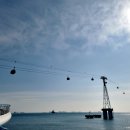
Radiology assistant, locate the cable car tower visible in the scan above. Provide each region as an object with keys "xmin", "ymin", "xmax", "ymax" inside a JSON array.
[{"xmin": 101, "ymin": 76, "xmax": 113, "ymax": 120}]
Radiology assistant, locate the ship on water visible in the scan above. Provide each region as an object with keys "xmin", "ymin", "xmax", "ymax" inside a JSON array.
[
  {"xmin": 51, "ymin": 110, "xmax": 55, "ymax": 114},
  {"xmin": 0, "ymin": 104, "xmax": 11, "ymax": 130}
]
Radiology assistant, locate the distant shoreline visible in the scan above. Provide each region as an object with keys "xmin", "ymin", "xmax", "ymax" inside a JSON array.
[{"xmin": 12, "ymin": 111, "xmax": 130, "ymax": 115}]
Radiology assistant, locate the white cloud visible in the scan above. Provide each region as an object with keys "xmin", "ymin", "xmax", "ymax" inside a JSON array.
[{"xmin": 1, "ymin": 0, "xmax": 130, "ymax": 56}]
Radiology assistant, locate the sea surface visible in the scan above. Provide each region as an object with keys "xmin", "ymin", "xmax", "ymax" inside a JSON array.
[{"xmin": 4, "ymin": 112, "xmax": 130, "ymax": 130}]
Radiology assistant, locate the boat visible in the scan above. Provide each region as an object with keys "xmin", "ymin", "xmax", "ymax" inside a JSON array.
[
  {"xmin": 85, "ymin": 112, "xmax": 101, "ymax": 119},
  {"xmin": 0, "ymin": 104, "xmax": 11, "ymax": 129},
  {"xmin": 85, "ymin": 114, "xmax": 94, "ymax": 119},
  {"xmin": 51, "ymin": 110, "xmax": 55, "ymax": 114}
]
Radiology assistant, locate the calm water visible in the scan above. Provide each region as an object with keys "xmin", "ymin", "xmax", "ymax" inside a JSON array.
[{"xmin": 4, "ymin": 113, "xmax": 130, "ymax": 130}]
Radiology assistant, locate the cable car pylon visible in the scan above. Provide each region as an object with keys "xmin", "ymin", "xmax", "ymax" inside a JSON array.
[{"xmin": 101, "ymin": 76, "xmax": 113, "ymax": 120}]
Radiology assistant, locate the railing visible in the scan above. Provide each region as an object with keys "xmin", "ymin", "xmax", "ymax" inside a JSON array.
[{"xmin": 0, "ymin": 104, "xmax": 11, "ymax": 115}]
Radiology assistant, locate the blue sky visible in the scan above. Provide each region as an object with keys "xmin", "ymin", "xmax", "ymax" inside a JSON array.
[{"xmin": 0, "ymin": 0, "xmax": 130, "ymax": 112}]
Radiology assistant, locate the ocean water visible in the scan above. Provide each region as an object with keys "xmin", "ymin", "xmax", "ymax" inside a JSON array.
[{"xmin": 4, "ymin": 113, "xmax": 130, "ymax": 130}]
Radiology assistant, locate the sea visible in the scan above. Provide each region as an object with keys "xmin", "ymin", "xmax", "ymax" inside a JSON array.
[{"xmin": 4, "ymin": 112, "xmax": 130, "ymax": 130}]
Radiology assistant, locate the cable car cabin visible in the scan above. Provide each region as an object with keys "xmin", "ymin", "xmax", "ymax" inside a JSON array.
[
  {"xmin": 67, "ymin": 77, "xmax": 70, "ymax": 80},
  {"xmin": 10, "ymin": 68, "xmax": 16, "ymax": 74},
  {"xmin": 91, "ymin": 77, "xmax": 94, "ymax": 81}
]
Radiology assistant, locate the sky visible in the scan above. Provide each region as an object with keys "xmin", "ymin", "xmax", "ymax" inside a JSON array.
[{"xmin": 0, "ymin": 0, "xmax": 130, "ymax": 112}]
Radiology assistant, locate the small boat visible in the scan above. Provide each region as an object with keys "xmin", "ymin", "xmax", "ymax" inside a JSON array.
[
  {"xmin": 0, "ymin": 104, "xmax": 11, "ymax": 129},
  {"xmin": 51, "ymin": 110, "xmax": 55, "ymax": 114},
  {"xmin": 85, "ymin": 114, "xmax": 94, "ymax": 119},
  {"xmin": 85, "ymin": 112, "xmax": 101, "ymax": 119},
  {"xmin": 93, "ymin": 114, "xmax": 101, "ymax": 118}
]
